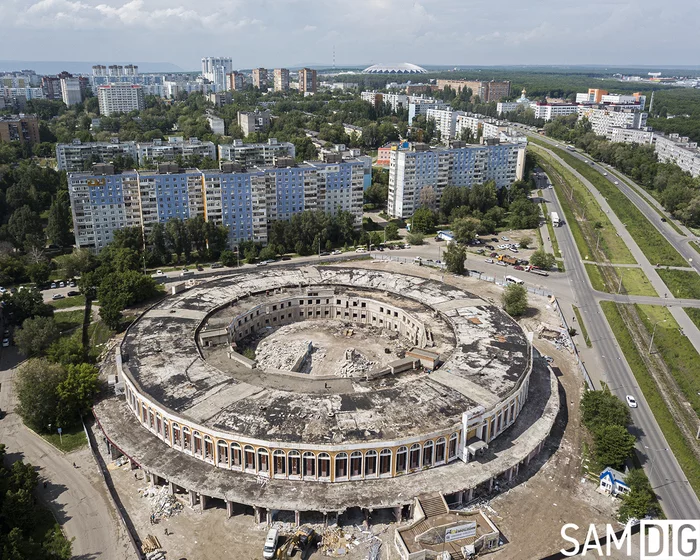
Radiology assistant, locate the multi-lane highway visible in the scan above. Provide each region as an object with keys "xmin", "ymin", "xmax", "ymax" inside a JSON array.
[{"xmin": 528, "ymin": 144, "xmax": 700, "ymax": 519}]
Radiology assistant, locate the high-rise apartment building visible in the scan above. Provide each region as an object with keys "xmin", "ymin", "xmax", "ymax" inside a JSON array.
[
  {"xmin": 273, "ymin": 68, "xmax": 290, "ymax": 92},
  {"xmin": 387, "ymin": 141, "xmax": 526, "ymax": 218},
  {"xmin": 218, "ymin": 138, "xmax": 295, "ymax": 167},
  {"xmin": 201, "ymin": 57, "xmax": 233, "ymax": 92},
  {"xmin": 97, "ymin": 84, "xmax": 145, "ymax": 116},
  {"xmin": 577, "ymin": 105, "xmax": 647, "ymax": 138},
  {"xmin": 229, "ymin": 72, "xmax": 245, "ymax": 91},
  {"xmin": 237, "ymin": 110, "xmax": 271, "ymax": 137},
  {"xmin": 68, "ymin": 157, "xmax": 364, "ymax": 251},
  {"xmin": 252, "ymin": 68, "xmax": 268, "ymax": 90},
  {"xmin": 0, "ymin": 114, "xmax": 40, "ymax": 144},
  {"xmin": 299, "ymin": 68, "xmax": 317, "ymax": 94},
  {"xmin": 56, "ymin": 139, "xmax": 139, "ymax": 171},
  {"xmin": 653, "ymin": 133, "xmax": 700, "ymax": 178},
  {"xmin": 61, "ymin": 77, "xmax": 84, "ymax": 106}
]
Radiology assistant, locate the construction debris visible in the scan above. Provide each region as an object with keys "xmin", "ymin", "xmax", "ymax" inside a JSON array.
[
  {"xmin": 320, "ymin": 525, "xmax": 382, "ymax": 557},
  {"xmin": 141, "ymin": 534, "xmax": 162, "ymax": 554},
  {"xmin": 139, "ymin": 485, "xmax": 183, "ymax": 520}
]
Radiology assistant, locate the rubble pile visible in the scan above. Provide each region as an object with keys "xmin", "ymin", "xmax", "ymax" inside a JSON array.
[
  {"xmin": 319, "ymin": 525, "xmax": 381, "ymax": 557},
  {"xmin": 334, "ymin": 348, "xmax": 374, "ymax": 377},
  {"xmin": 139, "ymin": 485, "xmax": 183, "ymax": 520},
  {"xmin": 142, "ymin": 534, "xmax": 162, "ymax": 554},
  {"xmin": 256, "ymin": 339, "xmax": 314, "ymax": 371}
]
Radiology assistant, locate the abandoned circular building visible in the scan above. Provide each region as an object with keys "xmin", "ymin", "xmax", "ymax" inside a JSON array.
[{"xmin": 94, "ymin": 265, "xmax": 559, "ymax": 522}]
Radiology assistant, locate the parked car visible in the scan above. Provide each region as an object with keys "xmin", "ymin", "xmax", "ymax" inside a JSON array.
[
  {"xmin": 211, "ymin": 263, "xmax": 224, "ymax": 268},
  {"xmin": 331, "ymin": 250, "xmax": 342, "ymax": 255},
  {"xmin": 52, "ymin": 293, "xmax": 65, "ymax": 300},
  {"xmin": 490, "ymin": 252, "xmax": 498, "ymax": 258},
  {"xmin": 355, "ymin": 247, "xmax": 366, "ymax": 253},
  {"xmin": 501, "ymin": 236, "xmax": 510, "ymax": 241},
  {"xmin": 320, "ymin": 252, "xmax": 330, "ymax": 256},
  {"xmin": 0, "ymin": 287, "xmax": 5, "ymax": 294},
  {"xmin": 514, "ymin": 265, "xmax": 524, "ymax": 271},
  {"xmin": 156, "ymin": 270, "xmax": 164, "ymax": 275},
  {"xmin": 59, "ymin": 281, "xmax": 65, "ymax": 288},
  {"xmin": 67, "ymin": 290, "xmax": 80, "ymax": 297},
  {"xmin": 197, "ymin": 265, "xmax": 204, "ymax": 271},
  {"xmin": 69, "ymin": 280, "xmax": 76, "ymax": 287},
  {"xmin": 496, "ymin": 261, "xmax": 507, "ymax": 267},
  {"xmin": 484, "ymin": 258, "xmax": 494, "ymax": 264},
  {"xmin": 50, "ymin": 282, "xmax": 57, "ymax": 289},
  {"xmin": 281, "ymin": 256, "xmax": 292, "ymax": 261},
  {"xmin": 485, "ymin": 245, "xmax": 495, "ymax": 250},
  {"xmin": 256, "ymin": 261, "xmax": 267, "ymax": 266},
  {"xmin": 626, "ymin": 395, "xmax": 638, "ymax": 408},
  {"xmin": 2, "ymin": 338, "xmax": 9, "ymax": 348}
]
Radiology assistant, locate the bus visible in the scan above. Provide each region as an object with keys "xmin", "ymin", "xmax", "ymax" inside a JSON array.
[{"xmin": 505, "ymin": 275, "xmax": 525, "ymax": 285}]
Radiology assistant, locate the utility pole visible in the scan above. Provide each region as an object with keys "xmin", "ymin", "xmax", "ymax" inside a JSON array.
[{"xmin": 648, "ymin": 320, "xmax": 666, "ymax": 354}]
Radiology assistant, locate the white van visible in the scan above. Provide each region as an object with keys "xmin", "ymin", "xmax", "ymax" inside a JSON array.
[{"xmin": 263, "ymin": 528, "xmax": 279, "ymax": 559}]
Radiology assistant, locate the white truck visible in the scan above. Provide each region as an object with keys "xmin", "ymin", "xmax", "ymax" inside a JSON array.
[{"xmin": 551, "ymin": 211, "xmax": 561, "ymax": 227}]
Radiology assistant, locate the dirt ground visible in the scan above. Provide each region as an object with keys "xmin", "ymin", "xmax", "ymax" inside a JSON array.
[{"xmin": 95, "ymin": 262, "xmax": 621, "ymax": 560}]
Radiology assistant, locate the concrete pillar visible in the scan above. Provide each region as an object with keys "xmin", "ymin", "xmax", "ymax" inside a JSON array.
[
  {"xmin": 254, "ymin": 506, "xmax": 261, "ymax": 524},
  {"xmin": 323, "ymin": 512, "xmax": 328, "ymax": 526},
  {"xmin": 149, "ymin": 472, "xmax": 157, "ymax": 486},
  {"xmin": 226, "ymin": 500, "xmax": 234, "ymax": 519},
  {"xmin": 508, "ymin": 467, "xmax": 514, "ymax": 482},
  {"xmin": 128, "ymin": 458, "xmax": 137, "ymax": 470},
  {"xmin": 266, "ymin": 510, "xmax": 272, "ymax": 526},
  {"xmin": 515, "ymin": 463, "xmax": 520, "ymax": 477},
  {"xmin": 189, "ymin": 490, "xmax": 197, "ymax": 508},
  {"xmin": 294, "ymin": 510, "xmax": 300, "ymax": 526},
  {"xmin": 394, "ymin": 506, "xmax": 402, "ymax": 523},
  {"xmin": 468, "ymin": 488, "xmax": 474, "ymax": 502},
  {"xmin": 489, "ymin": 477, "xmax": 494, "ymax": 491},
  {"xmin": 169, "ymin": 481, "xmax": 175, "ymax": 495},
  {"xmin": 200, "ymin": 494, "xmax": 208, "ymax": 511}
]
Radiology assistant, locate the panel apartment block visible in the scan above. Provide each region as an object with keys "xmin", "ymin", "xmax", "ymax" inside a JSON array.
[
  {"xmin": 388, "ymin": 142, "xmax": 526, "ymax": 218},
  {"xmin": 218, "ymin": 139, "xmax": 295, "ymax": 167},
  {"xmin": 56, "ymin": 139, "xmax": 138, "ymax": 172}
]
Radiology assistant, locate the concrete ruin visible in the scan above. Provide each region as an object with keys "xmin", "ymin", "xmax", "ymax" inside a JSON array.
[{"xmin": 94, "ymin": 266, "xmax": 559, "ymax": 526}]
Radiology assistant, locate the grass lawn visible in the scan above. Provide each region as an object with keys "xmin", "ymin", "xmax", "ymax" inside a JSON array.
[
  {"xmin": 87, "ymin": 320, "xmax": 115, "ymax": 352},
  {"xmin": 600, "ymin": 301, "xmax": 700, "ymax": 497},
  {"xmin": 54, "ymin": 310, "xmax": 84, "ymax": 332},
  {"xmin": 686, "ymin": 308, "xmax": 700, "ymax": 331},
  {"xmin": 584, "ymin": 263, "xmax": 606, "ymax": 292},
  {"xmin": 550, "ymin": 146, "xmax": 686, "ymax": 267},
  {"xmin": 657, "ymin": 269, "xmax": 700, "ymax": 299},
  {"xmin": 572, "ymin": 305, "xmax": 591, "ymax": 347},
  {"xmin": 690, "ymin": 241, "xmax": 700, "ymax": 256},
  {"xmin": 616, "ymin": 267, "xmax": 658, "ymax": 297},
  {"xmin": 531, "ymin": 146, "xmax": 636, "ymax": 264},
  {"xmin": 41, "ymin": 425, "xmax": 87, "ymax": 453},
  {"xmin": 48, "ymin": 294, "xmax": 86, "ymax": 309}
]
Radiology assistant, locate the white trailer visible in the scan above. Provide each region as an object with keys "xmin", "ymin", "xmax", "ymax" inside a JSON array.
[{"xmin": 551, "ymin": 211, "xmax": 561, "ymax": 227}]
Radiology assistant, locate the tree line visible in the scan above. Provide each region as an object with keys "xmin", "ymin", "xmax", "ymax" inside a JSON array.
[{"xmin": 544, "ymin": 115, "xmax": 700, "ymax": 226}]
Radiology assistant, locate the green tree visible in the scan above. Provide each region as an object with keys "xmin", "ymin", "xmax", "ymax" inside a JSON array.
[
  {"xmin": 406, "ymin": 232, "xmax": 425, "ymax": 245},
  {"xmin": 46, "ymin": 332, "xmax": 85, "ymax": 366},
  {"xmin": 14, "ymin": 359, "xmax": 66, "ymax": 431},
  {"xmin": 219, "ymin": 250, "xmax": 237, "ymax": 267},
  {"xmin": 97, "ymin": 271, "xmax": 160, "ymax": 330},
  {"xmin": 259, "ymin": 245, "xmax": 277, "ymax": 261},
  {"xmin": 618, "ymin": 469, "xmax": 660, "ymax": 522},
  {"xmin": 452, "ymin": 217, "xmax": 480, "ymax": 244},
  {"xmin": 1, "ymin": 288, "xmax": 53, "ymax": 326},
  {"xmin": 147, "ymin": 222, "xmax": 170, "ymax": 265},
  {"xmin": 594, "ymin": 424, "xmax": 636, "ymax": 470},
  {"xmin": 519, "ymin": 236, "xmax": 532, "ymax": 249},
  {"xmin": 26, "ymin": 261, "xmax": 51, "ymax": 285},
  {"xmin": 46, "ymin": 193, "xmax": 73, "ymax": 247},
  {"xmin": 384, "ymin": 222, "xmax": 399, "ymax": 241},
  {"xmin": 581, "ymin": 390, "xmax": 631, "ymax": 431},
  {"xmin": 411, "ymin": 208, "xmax": 436, "ymax": 234},
  {"xmin": 56, "ymin": 363, "xmax": 100, "ymax": 422},
  {"xmin": 444, "ymin": 243, "xmax": 466, "ymax": 274},
  {"xmin": 14, "ymin": 316, "xmax": 60, "ymax": 357},
  {"xmin": 502, "ymin": 283, "xmax": 528, "ymax": 316},
  {"xmin": 529, "ymin": 249, "xmax": 556, "ymax": 270},
  {"xmin": 165, "ymin": 219, "xmax": 190, "ymax": 263},
  {"xmin": 8, "ymin": 206, "xmax": 43, "ymax": 250},
  {"xmin": 508, "ymin": 198, "xmax": 541, "ymax": 229}
]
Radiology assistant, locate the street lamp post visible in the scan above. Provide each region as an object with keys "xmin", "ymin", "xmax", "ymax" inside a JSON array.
[{"xmin": 648, "ymin": 319, "xmax": 667, "ymax": 354}]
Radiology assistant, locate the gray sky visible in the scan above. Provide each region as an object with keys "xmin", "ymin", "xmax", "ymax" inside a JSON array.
[{"xmin": 1, "ymin": 0, "xmax": 697, "ymax": 70}]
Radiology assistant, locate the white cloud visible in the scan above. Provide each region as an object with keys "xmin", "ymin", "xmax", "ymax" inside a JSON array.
[{"xmin": 303, "ymin": 25, "xmax": 317, "ymax": 32}]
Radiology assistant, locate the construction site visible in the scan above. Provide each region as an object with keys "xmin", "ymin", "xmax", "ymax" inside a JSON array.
[{"xmin": 90, "ymin": 261, "xmax": 613, "ymax": 559}]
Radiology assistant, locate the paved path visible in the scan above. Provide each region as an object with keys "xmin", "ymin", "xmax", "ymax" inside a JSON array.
[
  {"xmin": 0, "ymin": 346, "xmax": 128, "ymax": 560},
  {"xmin": 533, "ymin": 160, "xmax": 700, "ymax": 519}
]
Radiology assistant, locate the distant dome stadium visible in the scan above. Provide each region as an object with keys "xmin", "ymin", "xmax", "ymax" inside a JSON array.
[{"xmin": 363, "ymin": 62, "xmax": 427, "ymax": 74}]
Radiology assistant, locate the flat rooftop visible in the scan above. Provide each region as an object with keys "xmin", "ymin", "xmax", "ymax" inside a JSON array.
[{"xmin": 120, "ymin": 267, "xmax": 530, "ymax": 445}]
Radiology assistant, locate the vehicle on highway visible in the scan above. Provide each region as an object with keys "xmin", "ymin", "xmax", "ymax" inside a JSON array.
[
  {"xmin": 484, "ymin": 258, "xmax": 494, "ymax": 264},
  {"xmin": 496, "ymin": 261, "xmax": 507, "ymax": 267},
  {"xmin": 661, "ymin": 218, "xmax": 667, "ymax": 222},
  {"xmin": 404, "ymin": 244, "xmax": 411, "ymax": 249},
  {"xmin": 52, "ymin": 293, "xmax": 65, "ymax": 300},
  {"xmin": 355, "ymin": 247, "xmax": 366, "ymax": 253},
  {"xmin": 2, "ymin": 338, "xmax": 9, "ymax": 347},
  {"xmin": 256, "ymin": 261, "xmax": 267, "ymax": 266},
  {"xmin": 626, "ymin": 395, "xmax": 638, "ymax": 408},
  {"xmin": 331, "ymin": 250, "xmax": 342, "ymax": 255},
  {"xmin": 181, "ymin": 267, "xmax": 189, "ymax": 272},
  {"xmin": 180, "ymin": 270, "xmax": 194, "ymax": 276},
  {"xmin": 67, "ymin": 290, "xmax": 80, "ymax": 297},
  {"xmin": 514, "ymin": 265, "xmax": 524, "ymax": 271},
  {"xmin": 156, "ymin": 270, "xmax": 164, "ymax": 275},
  {"xmin": 603, "ymin": 172, "xmax": 608, "ymax": 176},
  {"xmin": 211, "ymin": 263, "xmax": 224, "ymax": 268},
  {"xmin": 320, "ymin": 252, "xmax": 330, "ymax": 256},
  {"xmin": 614, "ymin": 181, "xmax": 619, "ymax": 185}
]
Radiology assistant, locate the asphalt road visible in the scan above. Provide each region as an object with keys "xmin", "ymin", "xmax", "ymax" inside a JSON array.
[
  {"xmin": 0, "ymin": 345, "xmax": 126, "ymax": 559},
  {"xmin": 532, "ymin": 162, "xmax": 700, "ymax": 519}
]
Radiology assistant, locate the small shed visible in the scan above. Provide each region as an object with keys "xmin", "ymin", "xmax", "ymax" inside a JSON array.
[{"xmin": 407, "ymin": 348, "xmax": 441, "ymax": 369}]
